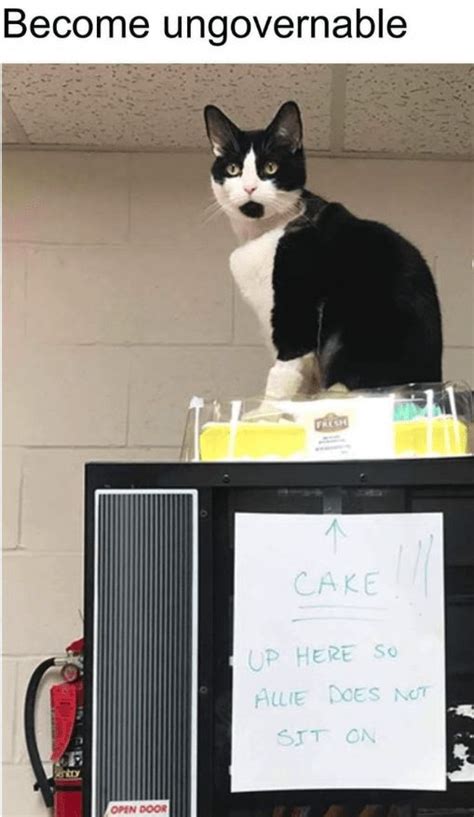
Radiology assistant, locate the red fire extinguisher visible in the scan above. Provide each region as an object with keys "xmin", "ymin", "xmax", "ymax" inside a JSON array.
[{"xmin": 24, "ymin": 637, "xmax": 84, "ymax": 816}]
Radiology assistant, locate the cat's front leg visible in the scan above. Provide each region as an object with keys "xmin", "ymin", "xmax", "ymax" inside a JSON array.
[{"xmin": 265, "ymin": 353, "xmax": 319, "ymax": 399}]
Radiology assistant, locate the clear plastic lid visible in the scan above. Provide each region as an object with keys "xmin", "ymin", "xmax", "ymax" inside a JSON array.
[{"xmin": 180, "ymin": 382, "xmax": 473, "ymax": 462}]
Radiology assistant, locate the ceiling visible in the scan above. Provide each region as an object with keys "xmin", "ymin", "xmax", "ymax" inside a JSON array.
[{"xmin": 2, "ymin": 63, "xmax": 472, "ymax": 158}]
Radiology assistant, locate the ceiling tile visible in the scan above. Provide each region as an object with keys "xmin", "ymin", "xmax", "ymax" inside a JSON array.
[
  {"xmin": 344, "ymin": 64, "xmax": 473, "ymax": 156},
  {"xmin": 4, "ymin": 64, "xmax": 472, "ymax": 157},
  {"xmin": 3, "ymin": 64, "xmax": 331, "ymax": 151}
]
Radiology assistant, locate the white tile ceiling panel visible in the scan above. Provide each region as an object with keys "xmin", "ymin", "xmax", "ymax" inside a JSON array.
[
  {"xmin": 3, "ymin": 64, "xmax": 331, "ymax": 151},
  {"xmin": 344, "ymin": 64, "xmax": 473, "ymax": 156}
]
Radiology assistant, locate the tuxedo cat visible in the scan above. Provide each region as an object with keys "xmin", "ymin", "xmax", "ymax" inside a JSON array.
[{"xmin": 204, "ymin": 101, "xmax": 442, "ymax": 398}]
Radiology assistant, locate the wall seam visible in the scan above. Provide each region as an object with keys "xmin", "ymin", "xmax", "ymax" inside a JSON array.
[
  {"xmin": 16, "ymin": 451, "xmax": 24, "ymax": 550},
  {"xmin": 124, "ymin": 348, "xmax": 133, "ymax": 446},
  {"xmin": 8, "ymin": 660, "xmax": 19, "ymax": 765}
]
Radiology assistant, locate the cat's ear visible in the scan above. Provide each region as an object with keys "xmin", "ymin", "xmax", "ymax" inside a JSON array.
[
  {"xmin": 204, "ymin": 105, "xmax": 240, "ymax": 157},
  {"xmin": 266, "ymin": 101, "xmax": 303, "ymax": 153}
]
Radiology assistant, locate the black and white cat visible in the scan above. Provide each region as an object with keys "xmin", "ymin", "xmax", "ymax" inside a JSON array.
[{"xmin": 204, "ymin": 101, "xmax": 443, "ymax": 399}]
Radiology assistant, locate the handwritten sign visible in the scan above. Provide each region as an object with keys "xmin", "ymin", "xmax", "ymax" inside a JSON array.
[{"xmin": 231, "ymin": 512, "xmax": 445, "ymax": 792}]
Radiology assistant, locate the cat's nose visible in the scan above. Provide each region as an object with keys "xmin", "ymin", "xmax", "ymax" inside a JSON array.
[{"xmin": 244, "ymin": 184, "xmax": 257, "ymax": 195}]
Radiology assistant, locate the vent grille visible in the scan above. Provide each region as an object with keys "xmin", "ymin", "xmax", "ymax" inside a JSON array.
[{"xmin": 92, "ymin": 490, "xmax": 197, "ymax": 817}]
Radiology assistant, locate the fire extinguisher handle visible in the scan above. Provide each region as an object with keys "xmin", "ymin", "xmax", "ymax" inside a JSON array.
[
  {"xmin": 34, "ymin": 776, "xmax": 53, "ymax": 791},
  {"xmin": 24, "ymin": 658, "xmax": 56, "ymax": 809}
]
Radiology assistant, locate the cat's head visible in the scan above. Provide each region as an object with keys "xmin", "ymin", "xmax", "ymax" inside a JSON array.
[{"xmin": 204, "ymin": 101, "xmax": 306, "ymax": 223}]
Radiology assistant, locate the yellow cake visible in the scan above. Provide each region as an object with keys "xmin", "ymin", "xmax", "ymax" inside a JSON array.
[{"xmin": 199, "ymin": 416, "xmax": 470, "ymax": 461}]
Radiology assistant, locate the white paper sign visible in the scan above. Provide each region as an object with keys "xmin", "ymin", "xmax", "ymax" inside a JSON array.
[{"xmin": 231, "ymin": 512, "xmax": 445, "ymax": 793}]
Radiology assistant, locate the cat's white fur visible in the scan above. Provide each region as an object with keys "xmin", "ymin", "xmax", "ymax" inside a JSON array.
[
  {"xmin": 231, "ymin": 230, "xmax": 318, "ymax": 397},
  {"xmin": 214, "ymin": 150, "xmax": 318, "ymax": 398},
  {"xmin": 230, "ymin": 225, "xmax": 284, "ymax": 350}
]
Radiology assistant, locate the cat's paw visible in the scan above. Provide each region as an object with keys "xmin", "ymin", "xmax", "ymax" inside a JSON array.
[
  {"xmin": 265, "ymin": 354, "xmax": 318, "ymax": 399},
  {"xmin": 326, "ymin": 382, "xmax": 349, "ymax": 393},
  {"xmin": 241, "ymin": 402, "xmax": 279, "ymax": 421}
]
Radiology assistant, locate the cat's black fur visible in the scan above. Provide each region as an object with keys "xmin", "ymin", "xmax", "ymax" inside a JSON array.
[
  {"xmin": 275, "ymin": 194, "xmax": 443, "ymax": 388},
  {"xmin": 205, "ymin": 101, "xmax": 443, "ymax": 391}
]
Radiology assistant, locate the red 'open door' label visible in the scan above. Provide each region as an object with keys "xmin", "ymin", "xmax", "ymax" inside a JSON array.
[{"xmin": 104, "ymin": 802, "xmax": 170, "ymax": 816}]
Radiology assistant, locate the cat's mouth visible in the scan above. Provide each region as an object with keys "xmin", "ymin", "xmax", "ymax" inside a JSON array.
[{"xmin": 239, "ymin": 201, "xmax": 264, "ymax": 219}]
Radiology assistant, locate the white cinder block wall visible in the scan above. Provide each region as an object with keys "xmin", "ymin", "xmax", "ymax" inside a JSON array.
[{"xmin": 3, "ymin": 150, "xmax": 473, "ymax": 815}]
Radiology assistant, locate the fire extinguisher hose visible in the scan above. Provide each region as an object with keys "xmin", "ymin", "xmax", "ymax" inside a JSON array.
[{"xmin": 24, "ymin": 658, "xmax": 56, "ymax": 809}]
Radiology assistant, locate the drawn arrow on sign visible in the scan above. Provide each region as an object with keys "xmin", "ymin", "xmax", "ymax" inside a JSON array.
[{"xmin": 324, "ymin": 518, "xmax": 347, "ymax": 553}]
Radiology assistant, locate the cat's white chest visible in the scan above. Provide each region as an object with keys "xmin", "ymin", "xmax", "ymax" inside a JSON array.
[{"xmin": 230, "ymin": 226, "xmax": 284, "ymax": 347}]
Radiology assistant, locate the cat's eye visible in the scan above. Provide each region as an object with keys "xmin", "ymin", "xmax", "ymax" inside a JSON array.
[
  {"xmin": 226, "ymin": 163, "xmax": 241, "ymax": 176},
  {"xmin": 264, "ymin": 161, "xmax": 279, "ymax": 175}
]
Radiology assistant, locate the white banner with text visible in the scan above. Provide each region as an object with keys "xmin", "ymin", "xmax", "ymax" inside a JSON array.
[{"xmin": 1, "ymin": 0, "xmax": 472, "ymax": 63}]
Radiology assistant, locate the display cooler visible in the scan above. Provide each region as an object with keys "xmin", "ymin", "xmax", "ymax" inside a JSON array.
[{"xmin": 84, "ymin": 458, "xmax": 474, "ymax": 817}]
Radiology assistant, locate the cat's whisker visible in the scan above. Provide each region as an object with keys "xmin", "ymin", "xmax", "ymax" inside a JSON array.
[
  {"xmin": 200, "ymin": 207, "xmax": 222, "ymax": 223},
  {"xmin": 199, "ymin": 200, "xmax": 228, "ymax": 225},
  {"xmin": 201, "ymin": 199, "xmax": 222, "ymax": 215},
  {"xmin": 200, "ymin": 200, "xmax": 239, "ymax": 226},
  {"xmin": 202, "ymin": 200, "xmax": 222, "ymax": 215},
  {"xmin": 201, "ymin": 209, "xmax": 226, "ymax": 226}
]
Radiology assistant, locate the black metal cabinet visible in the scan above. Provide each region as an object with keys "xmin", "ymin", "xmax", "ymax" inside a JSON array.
[{"xmin": 84, "ymin": 460, "xmax": 474, "ymax": 817}]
